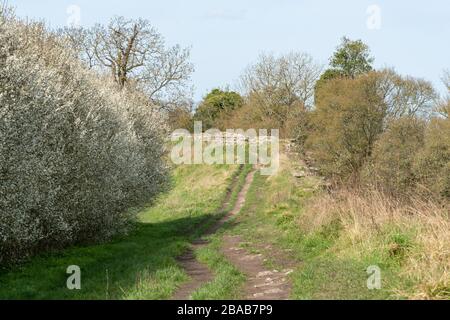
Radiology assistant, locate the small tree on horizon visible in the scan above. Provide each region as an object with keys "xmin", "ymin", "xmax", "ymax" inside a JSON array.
[
  {"xmin": 315, "ymin": 37, "xmax": 374, "ymax": 102},
  {"xmin": 194, "ymin": 88, "xmax": 244, "ymax": 130},
  {"xmin": 330, "ymin": 37, "xmax": 374, "ymax": 78}
]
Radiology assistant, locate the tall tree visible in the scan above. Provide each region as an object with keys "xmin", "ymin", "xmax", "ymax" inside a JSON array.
[
  {"xmin": 375, "ymin": 69, "xmax": 437, "ymax": 119},
  {"xmin": 308, "ymin": 74, "xmax": 386, "ymax": 178},
  {"xmin": 59, "ymin": 16, "xmax": 194, "ymax": 109},
  {"xmin": 92, "ymin": 17, "xmax": 162, "ymax": 88}
]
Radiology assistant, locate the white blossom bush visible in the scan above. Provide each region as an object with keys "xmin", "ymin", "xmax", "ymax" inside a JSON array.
[{"xmin": 0, "ymin": 13, "xmax": 168, "ymax": 264}]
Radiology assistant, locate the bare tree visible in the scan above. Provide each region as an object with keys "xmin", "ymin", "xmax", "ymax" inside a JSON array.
[
  {"xmin": 92, "ymin": 17, "xmax": 163, "ymax": 88},
  {"xmin": 400, "ymin": 76, "xmax": 437, "ymax": 116},
  {"xmin": 139, "ymin": 44, "xmax": 194, "ymax": 109},
  {"xmin": 58, "ymin": 16, "xmax": 194, "ymax": 109},
  {"xmin": 58, "ymin": 27, "xmax": 96, "ymax": 69},
  {"xmin": 437, "ymin": 69, "xmax": 450, "ymax": 118},
  {"xmin": 240, "ymin": 52, "xmax": 323, "ymax": 109},
  {"xmin": 375, "ymin": 69, "xmax": 437, "ymax": 119}
]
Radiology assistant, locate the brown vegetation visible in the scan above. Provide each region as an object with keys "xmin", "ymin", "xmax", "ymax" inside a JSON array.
[{"xmin": 299, "ymin": 188, "xmax": 449, "ymax": 299}]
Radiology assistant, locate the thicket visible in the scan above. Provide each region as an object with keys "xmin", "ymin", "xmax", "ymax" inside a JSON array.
[
  {"xmin": 302, "ymin": 38, "xmax": 446, "ymax": 201},
  {"xmin": 308, "ymin": 70, "xmax": 447, "ymax": 201}
]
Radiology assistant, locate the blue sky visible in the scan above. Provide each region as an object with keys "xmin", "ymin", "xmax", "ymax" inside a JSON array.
[{"xmin": 8, "ymin": 0, "xmax": 450, "ymax": 100}]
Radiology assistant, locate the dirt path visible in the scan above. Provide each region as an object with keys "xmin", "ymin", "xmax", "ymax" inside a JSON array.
[
  {"xmin": 173, "ymin": 167, "xmax": 293, "ymax": 300},
  {"xmin": 172, "ymin": 169, "xmax": 256, "ymax": 300},
  {"xmin": 221, "ymin": 236, "xmax": 293, "ymax": 300},
  {"xmin": 170, "ymin": 239, "xmax": 213, "ymax": 300}
]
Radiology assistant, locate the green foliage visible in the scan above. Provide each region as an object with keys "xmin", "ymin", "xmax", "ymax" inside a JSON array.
[
  {"xmin": 387, "ymin": 232, "xmax": 413, "ymax": 260},
  {"xmin": 330, "ymin": 37, "xmax": 374, "ymax": 78},
  {"xmin": 320, "ymin": 68, "xmax": 345, "ymax": 81},
  {"xmin": 314, "ymin": 69, "xmax": 344, "ymax": 103},
  {"xmin": 194, "ymin": 89, "xmax": 243, "ymax": 130},
  {"xmin": 315, "ymin": 37, "xmax": 374, "ymax": 106},
  {"xmin": 167, "ymin": 106, "xmax": 194, "ymax": 131}
]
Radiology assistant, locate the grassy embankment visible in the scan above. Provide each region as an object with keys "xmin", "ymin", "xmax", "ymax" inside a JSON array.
[{"xmin": 0, "ymin": 163, "xmax": 244, "ymax": 299}]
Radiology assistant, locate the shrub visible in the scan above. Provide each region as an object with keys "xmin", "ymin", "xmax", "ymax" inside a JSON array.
[
  {"xmin": 167, "ymin": 105, "xmax": 194, "ymax": 132},
  {"xmin": 307, "ymin": 73, "xmax": 386, "ymax": 179},
  {"xmin": 223, "ymin": 93, "xmax": 281, "ymax": 133},
  {"xmin": 0, "ymin": 14, "xmax": 168, "ymax": 264},
  {"xmin": 364, "ymin": 117, "xmax": 426, "ymax": 195},
  {"xmin": 283, "ymin": 107, "xmax": 311, "ymax": 148},
  {"xmin": 414, "ymin": 117, "xmax": 450, "ymax": 199},
  {"xmin": 224, "ymin": 91, "xmax": 310, "ymax": 140}
]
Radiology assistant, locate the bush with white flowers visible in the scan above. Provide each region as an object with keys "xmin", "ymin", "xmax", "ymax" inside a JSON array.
[{"xmin": 0, "ymin": 13, "xmax": 168, "ymax": 264}]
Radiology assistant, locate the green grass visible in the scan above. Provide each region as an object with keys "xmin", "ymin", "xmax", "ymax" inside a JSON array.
[{"xmin": 0, "ymin": 164, "xmax": 239, "ymax": 300}]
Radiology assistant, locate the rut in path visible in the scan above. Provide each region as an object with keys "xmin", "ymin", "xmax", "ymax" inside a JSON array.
[
  {"xmin": 221, "ymin": 236, "xmax": 294, "ymax": 300},
  {"xmin": 172, "ymin": 169, "xmax": 256, "ymax": 300}
]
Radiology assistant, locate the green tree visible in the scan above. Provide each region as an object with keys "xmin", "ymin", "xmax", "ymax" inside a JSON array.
[
  {"xmin": 330, "ymin": 37, "xmax": 374, "ymax": 78},
  {"xmin": 194, "ymin": 89, "xmax": 243, "ymax": 130},
  {"xmin": 315, "ymin": 37, "xmax": 374, "ymax": 104}
]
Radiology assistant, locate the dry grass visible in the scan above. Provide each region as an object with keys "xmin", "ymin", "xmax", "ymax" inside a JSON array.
[{"xmin": 299, "ymin": 187, "xmax": 450, "ymax": 299}]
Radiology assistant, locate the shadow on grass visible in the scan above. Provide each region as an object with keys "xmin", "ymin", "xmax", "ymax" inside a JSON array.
[{"xmin": 0, "ymin": 214, "xmax": 218, "ymax": 300}]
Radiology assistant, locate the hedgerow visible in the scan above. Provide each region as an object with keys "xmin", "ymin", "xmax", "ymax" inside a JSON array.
[{"xmin": 0, "ymin": 13, "xmax": 168, "ymax": 264}]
